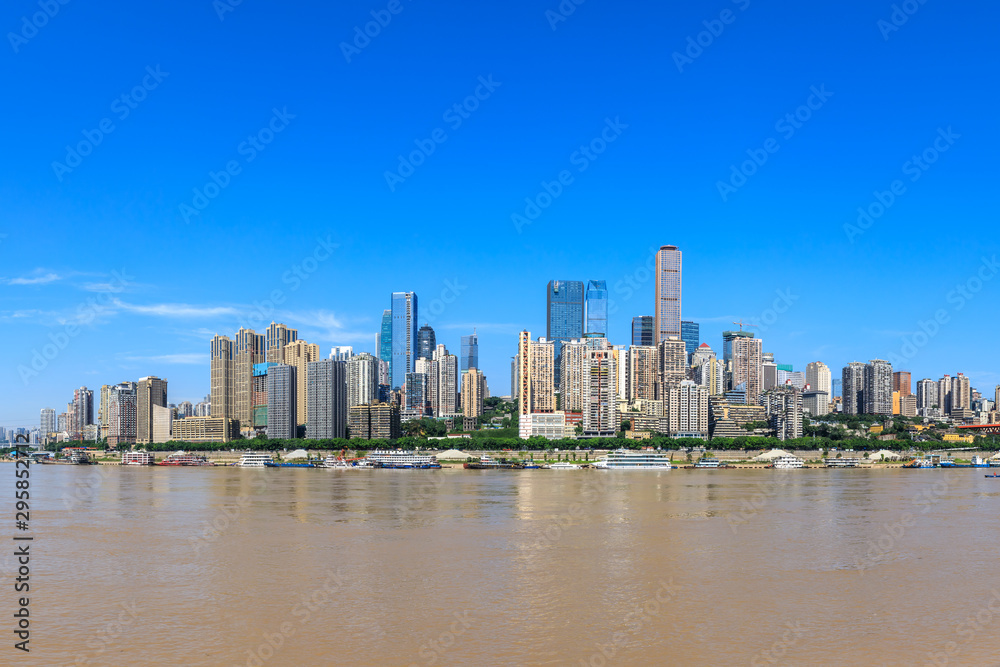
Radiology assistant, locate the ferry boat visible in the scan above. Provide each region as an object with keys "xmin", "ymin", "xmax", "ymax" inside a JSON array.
[
  {"xmin": 464, "ymin": 455, "xmax": 523, "ymax": 470},
  {"xmin": 905, "ymin": 455, "xmax": 940, "ymax": 468},
  {"xmin": 366, "ymin": 450, "xmax": 441, "ymax": 469},
  {"xmin": 68, "ymin": 451, "xmax": 93, "ymax": 465},
  {"xmin": 322, "ymin": 455, "xmax": 357, "ymax": 469},
  {"xmin": 770, "ymin": 456, "xmax": 804, "ymax": 469},
  {"xmin": 265, "ymin": 461, "xmax": 319, "ymax": 468},
  {"xmin": 989, "ymin": 458, "xmax": 1000, "ymax": 467},
  {"xmin": 121, "ymin": 451, "xmax": 155, "ymax": 466},
  {"xmin": 548, "ymin": 462, "xmax": 581, "ymax": 470},
  {"xmin": 593, "ymin": 449, "xmax": 672, "ymax": 470},
  {"xmin": 236, "ymin": 452, "xmax": 274, "ymax": 468},
  {"xmin": 158, "ymin": 452, "xmax": 213, "ymax": 466},
  {"xmin": 694, "ymin": 458, "xmax": 722, "ymax": 468},
  {"xmin": 825, "ymin": 458, "xmax": 861, "ymax": 468}
]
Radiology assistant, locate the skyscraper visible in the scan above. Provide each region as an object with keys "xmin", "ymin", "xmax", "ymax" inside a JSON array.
[
  {"xmin": 546, "ymin": 280, "xmax": 584, "ymax": 388},
  {"xmin": 806, "ymin": 362, "xmax": 832, "ymax": 400},
  {"xmin": 583, "ymin": 345, "xmax": 617, "ymax": 437},
  {"xmin": 631, "ymin": 316, "xmax": 654, "ymax": 347},
  {"xmin": 665, "ymin": 380, "xmax": 709, "ymax": 438},
  {"xmin": 136, "ymin": 377, "xmax": 167, "ymax": 444},
  {"xmin": 951, "ymin": 373, "xmax": 971, "ymax": 414},
  {"xmin": 765, "ymin": 386, "xmax": 803, "ymax": 440},
  {"xmin": 462, "ymin": 368, "xmax": 487, "ymax": 419},
  {"xmin": 378, "ymin": 309, "xmax": 392, "ymax": 369},
  {"xmin": 559, "ymin": 339, "xmax": 588, "ymax": 412},
  {"xmin": 461, "ymin": 330, "xmax": 479, "ymax": 372},
  {"xmin": 405, "ymin": 369, "xmax": 429, "ymax": 415},
  {"xmin": 329, "ymin": 346, "xmax": 354, "ymax": 362},
  {"xmin": 347, "ymin": 353, "xmax": 379, "ymax": 408},
  {"xmin": 893, "ymin": 371, "xmax": 912, "ymax": 397},
  {"xmin": 235, "ymin": 328, "xmax": 265, "ymax": 433},
  {"xmin": 516, "ymin": 332, "xmax": 555, "ymax": 415},
  {"xmin": 266, "ymin": 364, "xmax": 296, "ymax": 439},
  {"xmin": 391, "ymin": 292, "xmax": 418, "ymax": 390},
  {"xmin": 680, "ymin": 321, "xmax": 700, "ymax": 357},
  {"xmin": 40, "ymin": 408, "xmax": 56, "ymax": 437},
  {"xmin": 654, "ymin": 245, "xmax": 682, "ymax": 344},
  {"xmin": 265, "ymin": 322, "xmax": 298, "ymax": 363},
  {"xmin": 916, "ymin": 378, "xmax": 939, "ymax": 411},
  {"xmin": 283, "ymin": 340, "xmax": 320, "ymax": 426},
  {"xmin": 211, "ymin": 334, "xmax": 234, "ymax": 420},
  {"xmin": 730, "ymin": 337, "xmax": 763, "ymax": 404},
  {"xmin": 842, "ymin": 362, "xmax": 866, "ymax": 415},
  {"xmin": 657, "ymin": 339, "xmax": 688, "ymax": 394},
  {"xmin": 307, "ymin": 359, "xmax": 347, "ymax": 439},
  {"xmin": 106, "ymin": 381, "xmax": 137, "ymax": 447},
  {"xmin": 938, "ymin": 375, "xmax": 953, "ymax": 415},
  {"xmin": 417, "ymin": 324, "xmax": 436, "ymax": 361},
  {"xmin": 585, "ymin": 280, "xmax": 609, "ymax": 336},
  {"xmin": 722, "ymin": 330, "xmax": 754, "ymax": 368},
  {"xmin": 430, "ymin": 344, "xmax": 459, "ymax": 416},
  {"xmin": 627, "ymin": 345, "xmax": 659, "ymax": 402},
  {"xmin": 865, "ymin": 359, "xmax": 893, "ymax": 415}
]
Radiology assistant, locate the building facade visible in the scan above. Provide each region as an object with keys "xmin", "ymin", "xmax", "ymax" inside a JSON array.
[
  {"xmin": 136, "ymin": 377, "xmax": 167, "ymax": 444},
  {"xmin": 631, "ymin": 316, "xmax": 654, "ymax": 347},
  {"xmin": 546, "ymin": 280, "xmax": 584, "ymax": 388},
  {"xmin": 306, "ymin": 359, "xmax": 348, "ymax": 439},
  {"xmin": 585, "ymin": 280, "xmax": 609, "ymax": 336},
  {"xmin": 461, "ymin": 330, "xmax": 479, "ymax": 372},
  {"xmin": 654, "ymin": 245, "xmax": 681, "ymax": 344},
  {"xmin": 680, "ymin": 320, "xmax": 700, "ymax": 357},
  {"xmin": 266, "ymin": 364, "xmax": 296, "ymax": 439},
  {"xmin": 391, "ymin": 292, "xmax": 418, "ymax": 389}
]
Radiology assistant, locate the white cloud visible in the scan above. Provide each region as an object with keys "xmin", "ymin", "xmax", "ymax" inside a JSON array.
[
  {"xmin": 111, "ymin": 299, "xmax": 239, "ymax": 318},
  {"xmin": 5, "ymin": 271, "xmax": 61, "ymax": 285}
]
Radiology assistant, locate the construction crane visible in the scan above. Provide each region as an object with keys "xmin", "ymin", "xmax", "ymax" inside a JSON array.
[{"xmin": 732, "ymin": 320, "xmax": 759, "ymax": 332}]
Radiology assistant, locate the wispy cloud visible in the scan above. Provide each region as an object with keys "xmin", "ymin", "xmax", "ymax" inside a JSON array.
[
  {"xmin": 112, "ymin": 299, "xmax": 240, "ymax": 318},
  {"xmin": 281, "ymin": 309, "xmax": 373, "ymax": 343},
  {"xmin": 4, "ymin": 270, "xmax": 61, "ymax": 285}
]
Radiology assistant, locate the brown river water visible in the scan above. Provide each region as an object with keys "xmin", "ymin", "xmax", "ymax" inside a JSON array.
[{"xmin": 3, "ymin": 464, "xmax": 1000, "ymax": 666}]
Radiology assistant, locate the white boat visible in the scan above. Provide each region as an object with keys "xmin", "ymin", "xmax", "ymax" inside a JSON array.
[
  {"xmin": 323, "ymin": 455, "xmax": 356, "ymax": 469},
  {"xmin": 825, "ymin": 458, "xmax": 861, "ymax": 467},
  {"xmin": 548, "ymin": 462, "xmax": 581, "ymax": 470},
  {"xmin": 236, "ymin": 452, "xmax": 274, "ymax": 468},
  {"xmin": 694, "ymin": 459, "xmax": 721, "ymax": 468},
  {"xmin": 365, "ymin": 450, "xmax": 440, "ymax": 469},
  {"xmin": 771, "ymin": 456, "xmax": 804, "ymax": 469},
  {"xmin": 121, "ymin": 451, "xmax": 155, "ymax": 466},
  {"xmin": 593, "ymin": 449, "xmax": 672, "ymax": 470}
]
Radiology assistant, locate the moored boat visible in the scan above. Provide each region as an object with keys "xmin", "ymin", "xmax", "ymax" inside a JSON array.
[
  {"xmin": 694, "ymin": 458, "xmax": 722, "ymax": 468},
  {"xmin": 121, "ymin": 451, "xmax": 155, "ymax": 466},
  {"xmin": 593, "ymin": 449, "xmax": 672, "ymax": 470},
  {"xmin": 464, "ymin": 455, "xmax": 523, "ymax": 470},
  {"xmin": 825, "ymin": 458, "xmax": 861, "ymax": 468},
  {"xmin": 770, "ymin": 456, "xmax": 804, "ymax": 469},
  {"xmin": 366, "ymin": 450, "xmax": 441, "ymax": 469},
  {"xmin": 548, "ymin": 462, "xmax": 580, "ymax": 470},
  {"xmin": 158, "ymin": 452, "xmax": 213, "ymax": 466},
  {"xmin": 236, "ymin": 452, "xmax": 274, "ymax": 468}
]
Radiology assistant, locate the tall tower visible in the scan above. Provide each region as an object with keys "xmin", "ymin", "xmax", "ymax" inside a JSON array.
[
  {"xmin": 235, "ymin": 328, "xmax": 265, "ymax": 431},
  {"xmin": 585, "ymin": 280, "xmax": 609, "ymax": 336},
  {"xmin": 842, "ymin": 362, "xmax": 866, "ymax": 415},
  {"xmin": 517, "ymin": 332, "xmax": 531, "ymax": 417},
  {"xmin": 378, "ymin": 309, "xmax": 392, "ymax": 369},
  {"xmin": 631, "ymin": 316, "xmax": 654, "ymax": 347},
  {"xmin": 347, "ymin": 353, "xmax": 379, "ymax": 408},
  {"xmin": 865, "ymin": 359, "xmax": 893, "ymax": 415},
  {"xmin": 211, "ymin": 334, "xmax": 234, "ymax": 419},
  {"xmin": 266, "ymin": 364, "xmax": 296, "ymax": 439},
  {"xmin": 137, "ymin": 376, "xmax": 167, "ymax": 444},
  {"xmin": 39, "ymin": 408, "xmax": 56, "ymax": 437},
  {"xmin": 893, "ymin": 371, "xmax": 912, "ymax": 397},
  {"xmin": 283, "ymin": 340, "xmax": 320, "ymax": 426},
  {"xmin": 584, "ymin": 345, "xmax": 617, "ymax": 437},
  {"xmin": 462, "ymin": 368, "xmax": 487, "ymax": 419},
  {"xmin": 417, "ymin": 324, "xmax": 436, "ymax": 361},
  {"xmin": 731, "ymin": 337, "xmax": 763, "ymax": 404},
  {"xmin": 265, "ymin": 322, "xmax": 298, "ymax": 364},
  {"xmin": 390, "ymin": 292, "xmax": 418, "ymax": 390},
  {"xmin": 306, "ymin": 359, "xmax": 347, "ymax": 439},
  {"xmin": 546, "ymin": 280, "xmax": 584, "ymax": 389},
  {"xmin": 806, "ymin": 362, "xmax": 832, "ymax": 400},
  {"xmin": 654, "ymin": 245, "xmax": 682, "ymax": 345},
  {"xmin": 680, "ymin": 321, "xmax": 700, "ymax": 357},
  {"xmin": 461, "ymin": 330, "xmax": 479, "ymax": 372}
]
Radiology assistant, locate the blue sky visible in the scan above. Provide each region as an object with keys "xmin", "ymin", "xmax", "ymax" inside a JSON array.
[{"xmin": 2, "ymin": 0, "xmax": 998, "ymax": 427}]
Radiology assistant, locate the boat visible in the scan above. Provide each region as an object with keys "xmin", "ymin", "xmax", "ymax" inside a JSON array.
[
  {"xmin": 158, "ymin": 452, "xmax": 213, "ymax": 466},
  {"xmin": 989, "ymin": 457, "xmax": 1000, "ymax": 467},
  {"xmin": 770, "ymin": 456, "xmax": 804, "ymax": 469},
  {"xmin": 464, "ymin": 455, "xmax": 523, "ymax": 470},
  {"xmin": 366, "ymin": 450, "xmax": 441, "ymax": 469},
  {"xmin": 972, "ymin": 456, "xmax": 989, "ymax": 468},
  {"xmin": 905, "ymin": 455, "xmax": 939, "ymax": 468},
  {"xmin": 121, "ymin": 451, "xmax": 155, "ymax": 466},
  {"xmin": 986, "ymin": 473, "xmax": 1000, "ymax": 478},
  {"xmin": 236, "ymin": 452, "xmax": 274, "ymax": 468},
  {"xmin": 825, "ymin": 458, "xmax": 861, "ymax": 468},
  {"xmin": 322, "ymin": 455, "xmax": 357, "ymax": 469},
  {"xmin": 264, "ymin": 461, "xmax": 319, "ymax": 468},
  {"xmin": 68, "ymin": 451, "xmax": 94, "ymax": 465},
  {"xmin": 593, "ymin": 449, "xmax": 672, "ymax": 470},
  {"xmin": 548, "ymin": 462, "xmax": 581, "ymax": 470},
  {"xmin": 694, "ymin": 459, "xmax": 722, "ymax": 468}
]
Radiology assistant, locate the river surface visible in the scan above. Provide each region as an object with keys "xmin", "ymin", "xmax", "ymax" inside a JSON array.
[{"xmin": 4, "ymin": 464, "xmax": 1000, "ymax": 666}]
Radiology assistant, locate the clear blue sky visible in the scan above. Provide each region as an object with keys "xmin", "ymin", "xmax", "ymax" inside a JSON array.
[{"xmin": 2, "ymin": 0, "xmax": 998, "ymax": 427}]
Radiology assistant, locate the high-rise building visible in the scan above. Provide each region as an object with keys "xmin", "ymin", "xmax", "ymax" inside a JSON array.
[
  {"xmin": 777, "ymin": 370, "xmax": 806, "ymax": 390},
  {"xmin": 802, "ymin": 390, "xmax": 830, "ymax": 416},
  {"xmin": 938, "ymin": 375, "xmax": 953, "ymax": 415},
  {"xmin": 430, "ymin": 344, "xmax": 459, "ymax": 417},
  {"xmin": 106, "ymin": 382, "xmax": 137, "ymax": 447},
  {"xmin": 516, "ymin": 332, "xmax": 555, "ymax": 415},
  {"xmin": 40, "ymin": 408, "xmax": 56, "ymax": 437},
  {"xmin": 307, "ymin": 359, "xmax": 347, "ymax": 439},
  {"xmin": 391, "ymin": 292, "xmax": 418, "ymax": 389},
  {"xmin": 461, "ymin": 368, "xmax": 487, "ymax": 420},
  {"xmin": 731, "ymin": 337, "xmax": 763, "ymax": 405},
  {"xmin": 461, "ymin": 330, "xmax": 479, "ymax": 373},
  {"xmin": 559, "ymin": 339, "xmax": 587, "ymax": 412},
  {"xmin": 762, "ymin": 361, "xmax": 778, "ymax": 391},
  {"xmin": 665, "ymin": 380, "xmax": 709, "ymax": 438},
  {"xmin": 211, "ymin": 334, "xmax": 235, "ymax": 420},
  {"xmin": 347, "ymin": 353, "xmax": 379, "ymax": 408},
  {"xmin": 654, "ymin": 245, "xmax": 682, "ymax": 344},
  {"xmin": 283, "ymin": 340, "xmax": 320, "ymax": 426},
  {"xmin": 585, "ymin": 280, "xmax": 609, "ymax": 336},
  {"xmin": 583, "ymin": 345, "xmax": 617, "ymax": 437},
  {"xmin": 265, "ymin": 322, "xmax": 298, "ymax": 364},
  {"xmin": 235, "ymin": 328, "xmax": 265, "ymax": 433},
  {"xmin": 842, "ymin": 362, "xmax": 866, "ymax": 415},
  {"xmin": 405, "ymin": 369, "xmax": 429, "ymax": 415},
  {"xmin": 136, "ymin": 377, "xmax": 167, "ymax": 444},
  {"xmin": 348, "ymin": 402, "xmax": 400, "ymax": 440},
  {"xmin": 329, "ymin": 346, "xmax": 354, "ymax": 362},
  {"xmin": 657, "ymin": 338, "xmax": 687, "ymax": 395},
  {"xmin": 266, "ymin": 364, "xmax": 296, "ymax": 439},
  {"xmin": 951, "ymin": 373, "xmax": 971, "ymax": 414},
  {"xmin": 547, "ymin": 280, "xmax": 584, "ymax": 388},
  {"xmin": 680, "ymin": 321, "xmax": 700, "ymax": 358},
  {"xmin": 692, "ymin": 346, "xmax": 724, "ymax": 397},
  {"xmin": 995, "ymin": 385, "xmax": 1000, "ymax": 410},
  {"xmin": 722, "ymin": 330, "xmax": 754, "ymax": 368},
  {"xmin": 806, "ymin": 362, "xmax": 832, "ymax": 401},
  {"xmin": 627, "ymin": 345, "xmax": 659, "ymax": 402},
  {"xmin": 152, "ymin": 404, "xmax": 172, "ymax": 443},
  {"xmin": 378, "ymin": 309, "xmax": 392, "ymax": 371},
  {"xmin": 177, "ymin": 401, "xmax": 194, "ymax": 418},
  {"xmin": 893, "ymin": 371, "xmax": 912, "ymax": 397},
  {"xmin": 862, "ymin": 360, "xmax": 893, "ymax": 415},
  {"xmin": 765, "ymin": 386, "xmax": 803, "ymax": 440},
  {"xmin": 417, "ymin": 324, "xmax": 436, "ymax": 361},
  {"xmin": 631, "ymin": 316, "xmax": 654, "ymax": 347},
  {"xmin": 916, "ymin": 378, "xmax": 939, "ymax": 411}
]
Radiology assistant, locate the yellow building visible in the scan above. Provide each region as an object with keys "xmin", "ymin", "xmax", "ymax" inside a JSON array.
[
  {"xmin": 869, "ymin": 424, "xmax": 884, "ymax": 434},
  {"xmin": 942, "ymin": 433, "xmax": 975, "ymax": 443}
]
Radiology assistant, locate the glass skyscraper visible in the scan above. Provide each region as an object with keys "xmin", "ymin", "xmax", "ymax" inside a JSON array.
[
  {"xmin": 681, "ymin": 320, "xmax": 700, "ymax": 356},
  {"xmin": 655, "ymin": 245, "xmax": 682, "ymax": 344},
  {"xmin": 585, "ymin": 280, "xmax": 608, "ymax": 336},
  {"xmin": 631, "ymin": 316, "xmax": 654, "ymax": 347},
  {"xmin": 461, "ymin": 330, "xmax": 479, "ymax": 371},
  {"xmin": 378, "ymin": 309, "xmax": 392, "ymax": 368},
  {"xmin": 546, "ymin": 280, "xmax": 584, "ymax": 388},
  {"xmin": 390, "ymin": 292, "xmax": 417, "ymax": 390},
  {"xmin": 418, "ymin": 324, "xmax": 436, "ymax": 361}
]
